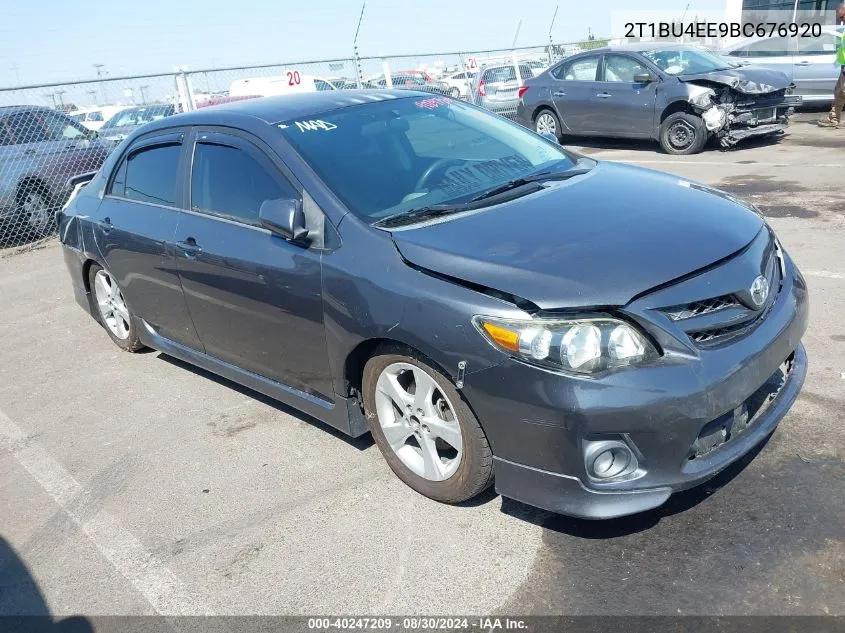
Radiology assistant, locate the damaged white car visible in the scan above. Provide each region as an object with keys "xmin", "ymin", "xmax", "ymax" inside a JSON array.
[{"xmin": 517, "ymin": 43, "xmax": 802, "ymax": 155}]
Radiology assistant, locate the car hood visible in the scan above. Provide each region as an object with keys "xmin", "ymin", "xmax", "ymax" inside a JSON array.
[
  {"xmin": 678, "ymin": 65, "xmax": 791, "ymax": 94},
  {"xmin": 389, "ymin": 162, "xmax": 764, "ymax": 310}
]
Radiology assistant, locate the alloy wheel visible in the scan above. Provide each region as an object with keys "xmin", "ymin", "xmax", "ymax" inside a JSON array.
[
  {"xmin": 374, "ymin": 362, "xmax": 463, "ymax": 482},
  {"xmin": 94, "ymin": 270, "xmax": 131, "ymax": 340},
  {"xmin": 535, "ymin": 112, "xmax": 557, "ymax": 137},
  {"xmin": 22, "ymin": 191, "xmax": 52, "ymax": 231}
]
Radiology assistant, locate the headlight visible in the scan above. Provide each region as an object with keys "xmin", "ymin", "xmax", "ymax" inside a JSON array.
[{"xmin": 473, "ymin": 316, "xmax": 659, "ymax": 375}]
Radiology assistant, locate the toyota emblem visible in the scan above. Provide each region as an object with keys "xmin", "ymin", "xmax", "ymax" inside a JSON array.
[{"xmin": 750, "ymin": 275, "xmax": 770, "ymax": 308}]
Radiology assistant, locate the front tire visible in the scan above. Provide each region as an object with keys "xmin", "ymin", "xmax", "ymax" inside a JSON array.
[
  {"xmin": 659, "ymin": 112, "xmax": 708, "ymax": 155},
  {"xmin": 362, "ymin": 350, "xmax": 493, "ymax": 504},
  {"xmin": 88, "ymin": 264, "xmax": 144, "ymax": 352}
]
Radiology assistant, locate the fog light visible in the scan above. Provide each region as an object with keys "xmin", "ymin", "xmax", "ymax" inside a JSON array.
[{"xmin": 584, "ymin": 440, "xmax": 638, "ymax": 481}]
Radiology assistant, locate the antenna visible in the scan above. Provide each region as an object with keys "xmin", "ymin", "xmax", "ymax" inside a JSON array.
[{"xmin": 512, "ymin": 18, "xmax": 523, "ymax": 49}]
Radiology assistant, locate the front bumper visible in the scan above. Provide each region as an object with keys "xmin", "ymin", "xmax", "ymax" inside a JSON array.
[{"xmin": 462, "ymin": 259, "xmax": 809, "ymax": 519}]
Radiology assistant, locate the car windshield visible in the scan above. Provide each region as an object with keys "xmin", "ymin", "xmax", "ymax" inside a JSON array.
[
  {"xmin": 279, "ymin": 97, "xmax": 582, "ymax": 224},
  {"xmin": 101, "ymin": 105, "xmax": 173, "ymax": 130},
  {"xmin": 641, "ymin": 48, "xmax": 733, "ymax": 75}
]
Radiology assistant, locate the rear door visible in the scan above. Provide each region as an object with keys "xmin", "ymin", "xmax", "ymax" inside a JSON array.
[
  {"xmin": 593, "ymin": 53, "xmax": 657, "ymax": 138},
  {"xmin": 549, "ymin": 54, "xmax": 601, "ymax": 134},
  {"xmin": 174, "ymin": 128, "xmax": 333, "ymax": 398},
  {"xmin": 793, "ymin": 32, "xmax": 840, "ymax": 101},
  {"xmin": 95, "ymin": 131, "xmax": 203, "ymax": 350}
]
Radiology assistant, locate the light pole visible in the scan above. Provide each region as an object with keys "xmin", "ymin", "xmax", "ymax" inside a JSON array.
[
  {"xmin": 54, "ymin": 89, "xmax": 66, "ymax": 109},
  {"xmin": 93, "ymin": 63, "xmax": 108, "ymax": 104},
  {"xmin": 43, "ymin": 92, "xmax": 57, "ymax": 109},
  {"xmin": 353, "ymin": 2, "xmax": 366, "ymax": 88},
  {"xmin": 548, "ymin": 4, "xmax": 559, "ymax": 61},
  {"xmin": 138, "ymin": 85, "xmax": 149, "ymax": 104}
]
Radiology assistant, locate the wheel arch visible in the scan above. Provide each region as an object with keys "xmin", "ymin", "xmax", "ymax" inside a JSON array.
[
  {"xmin": 15, "ymin": 176, "xmax": 52, "ymax": 205},
  {"xmin": 659, "ymin": 99, "xmax": 697, "ymax": 124}
]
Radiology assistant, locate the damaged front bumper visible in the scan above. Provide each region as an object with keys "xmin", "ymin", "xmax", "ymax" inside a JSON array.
[{"xmin": 692, "ymin": 85, "xmax": 802, "ymax": 148}]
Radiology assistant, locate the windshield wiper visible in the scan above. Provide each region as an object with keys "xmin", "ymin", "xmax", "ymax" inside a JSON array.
[
  {"xmin": 373, "ymin": 203, "xmax": 470, "ymax": 228},
  {"xmin": 470, "ymin": 166, "xmax": 593, "ymax": 203}
]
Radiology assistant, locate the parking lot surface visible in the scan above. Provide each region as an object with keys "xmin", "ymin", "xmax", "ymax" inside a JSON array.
[{"xmin": 0, "ymin": 113, "xmax": 843, "ymax": 617}]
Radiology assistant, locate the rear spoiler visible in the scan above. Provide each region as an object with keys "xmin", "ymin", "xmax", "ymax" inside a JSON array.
[{"xmin": 66, "ymin": 171, "xmax": 98, "ymax": 190}]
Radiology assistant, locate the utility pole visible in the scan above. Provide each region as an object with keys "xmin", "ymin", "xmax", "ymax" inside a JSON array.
[
  {"xmin": 44, "ymin": 93, "xmax": 57, "ymax": 109},
  {"xmin": 55, "ymin": 89, "xmax": 66, "ymax": 109},
  {"xmin": 139, "ymin": 85, "xmax": 149, "ymax": 104},
  {"xmin": 353, "ymin": 2, "xmax": 366, "ymax": 88},
  {"xmin": 548, "ymin": 5, "xmax": 559, "ymax": 61},
  {"xmin": 512, "ymin": 18, "xmax": 522, "ymax": 49},
  {"xmin": 93, "ymin": 63, "xmax": 108, "ymax": 104}
]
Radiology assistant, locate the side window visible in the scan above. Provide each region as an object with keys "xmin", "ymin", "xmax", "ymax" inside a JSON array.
[
  {"xmin": 88, "ymin": 111, "xmax": 104, "ymax": 122},
  {"xmin": 797, "ymin": 34, "xmax": 838, "ymax": 55},
  {"xmin": 5, "ymin": 112, "xmax": 52, "ymax": 144},
  {"xmin": 190, "ymin": 141, "xmax": 294, "ymax": 225},
  {"xmin": 552, "ymin": 57, "xmax": 599, "ymax": 81},
  {"xmin": 314, "ymin": 79, "xmax": 334, "ymax": 91},
  {"xmin": 602, "ymin": 55, "xmax": 649, "ymax": 83},
  {"xmin": 39, "ymin": 112, "xmax": 87, "ymax": 141},
  {"xmin": 740, "ymin": 37, "xmax": 791, "ymax": 57},
  {"xmin": 111, "ymin": 143, "xmax": 181, "ymax": 206}
]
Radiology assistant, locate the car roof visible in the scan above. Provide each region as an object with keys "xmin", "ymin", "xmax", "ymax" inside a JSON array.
[
  {"xmin": 139, "ymin": 90, "xmax": 427, "ymax": 132},
  {"xmin": 0, "ymin": 105, "xmax": 54, "ymax": 116}
]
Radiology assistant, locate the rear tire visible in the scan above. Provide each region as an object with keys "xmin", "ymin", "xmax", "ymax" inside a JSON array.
[
  {"xmin": 15, "ymin": 182, "xmax": 56, "ymax": 240},
  {"xmin": 88, "ymin": 263, "xmax": 145, "ymax": 352},
  {"xmin": 659, "ymin": 112, "xmax": 708, "ymax": 155},
  {"xmin": 362, "ymin": 349, "xmax": 493, "ymax": 504},
  {"xmin": 534, "ymin": 108, "xmax": 563, "ymax": 142}
]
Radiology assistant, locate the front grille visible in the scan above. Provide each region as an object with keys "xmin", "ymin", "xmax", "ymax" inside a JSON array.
[{"xmin": 665, "ymin": 295, "xmax": 738, "ymax": 321}]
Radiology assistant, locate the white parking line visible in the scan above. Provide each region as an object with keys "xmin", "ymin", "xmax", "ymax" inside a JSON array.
[
  {"xmin": 593, "ymin": 158, "xmax": 845, "ymax": 168},
  {"xmin": 805, "ymin": 270, "xmax": 845, "ymax": 280},
  {"xmin": 0, "ymin": 407, "xmax": 214, "ymax": 616}
]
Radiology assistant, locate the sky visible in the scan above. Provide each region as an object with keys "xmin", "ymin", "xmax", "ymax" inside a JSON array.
[{"xmin": 0, "ymin": 0, "xmax": 730, "ymax": 89}]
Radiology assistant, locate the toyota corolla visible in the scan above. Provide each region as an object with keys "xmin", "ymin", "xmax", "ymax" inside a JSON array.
[{"xmin": 58, "ymin": 91, "xmax": 808, "ymax": 519}]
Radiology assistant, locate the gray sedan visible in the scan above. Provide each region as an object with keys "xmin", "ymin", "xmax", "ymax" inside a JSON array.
[
  {"xmin": 517, "ymin": 44, "xmax": 801, "ymax": 154},
  {"xmin": 721, "ymin": 28, "xmax": 844, "ymax": 104}
]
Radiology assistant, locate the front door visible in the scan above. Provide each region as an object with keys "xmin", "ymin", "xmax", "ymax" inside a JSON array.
[
  {"xmin": 593, "ymin": 54, "xmax": 657, "ymax": 138},
  {"xmin": 94, "ymin": 131, "xmax": 203, "ymax": 350},
  {"xmin": 174, "ymin": 129, "xmax": 333, "ymax": 399}
]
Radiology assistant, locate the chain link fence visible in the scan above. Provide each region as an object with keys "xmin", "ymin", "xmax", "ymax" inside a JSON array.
[{"xmin": 0, "ymin": 40, "xmax": 595, "ymax": 254}]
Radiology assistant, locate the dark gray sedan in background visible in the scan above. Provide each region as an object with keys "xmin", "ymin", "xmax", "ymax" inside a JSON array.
[
  {"xmin": 59, "ymin": 92, "xmax": 807, "ymax": 518},
  {"xmin": 517, "ymin": 44, "xmax": 802, "ymax": 154}
]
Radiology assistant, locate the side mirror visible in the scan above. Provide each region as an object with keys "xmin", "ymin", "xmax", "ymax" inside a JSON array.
[
  {"xmin": 259, "ymin": 198, "xmax": 309, "ymax": 243},
  {"xmin": 634, "ymin": 73, "xmax": 655, "ymax": 83}
]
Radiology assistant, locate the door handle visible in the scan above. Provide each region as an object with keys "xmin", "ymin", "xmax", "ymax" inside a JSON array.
[
  {"xmin": 553, "ymin": 91, "xmax": 567, "ymax": 97},
  {"xmin": 796, "ymin": 60, "xmax": 811, "ymax": 66},
  {"xmin": 596, "ymin": 92, "xmax": 611, "ymax": 98},
  {"xmin": 177, "ymin": 237, "xmax": 202, "ymax": 258},
  {"xmin": 97, "ymin": 217, "xmax": 112, "ymax": 234}
]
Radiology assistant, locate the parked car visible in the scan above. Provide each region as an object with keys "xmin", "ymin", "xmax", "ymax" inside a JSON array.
[
  {"xmin": 721, "ymin": 28, "xmax": 844, "ymax": 104},
  {"xmin": 98, "ymin": 104, "xmax": 176, "ymax": 145},
  {"xmin": 375, "ymin": 74, "xmax": 459, "ymax": 97},
  {"xmin": 518, "ymin": 44, "xmax": 801, "ymax": 154},
  {"xmin": 58, "ymin": 91, "xmax": 808, "ymax": 519},
  {"xmin": 472, "ymin": 63, "xmax": 535, "ymax": 119},
  {"xmin": 68, "ymin": 105, "xmax": 130, "ymax": 131},
  {"xmin": 441, "ymin": 70, "xmax": 477, "ymax": 99},
  {"xmin": 229, "ymin": 74, "xmax": 337, "ymax": 98},
  {"xmin": 0, "ymin": 105, "xmax": 109, "ymax": 243}
]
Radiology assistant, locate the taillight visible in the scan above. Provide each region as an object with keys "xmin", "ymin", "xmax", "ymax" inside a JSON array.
[
  {"xmin": 478, "ymin": 79, "xmax": 486, "ymax": 97},
  {"xmin": 518, "ymin": 85, "xmax": 528, "ymax": 99}
]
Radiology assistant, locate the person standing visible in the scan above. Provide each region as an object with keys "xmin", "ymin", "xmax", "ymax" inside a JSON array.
[{"xmin": 818, "ymin": 1, "xmax": 845, "ymax": 127}]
